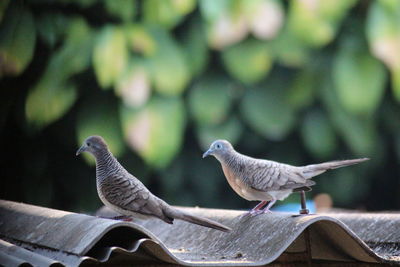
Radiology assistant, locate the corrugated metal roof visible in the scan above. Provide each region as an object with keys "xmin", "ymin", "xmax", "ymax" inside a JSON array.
[{"xmin": 0, "ymin": 199, "xmax": 399, "ymax": 266}]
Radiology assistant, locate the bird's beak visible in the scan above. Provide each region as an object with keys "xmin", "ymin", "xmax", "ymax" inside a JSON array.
[
  {"xmin": 202, "ymin": 149, "xmax": 212, "ymax": 158},
  {"xmin": 76, "ymin": 145, "xmax": 86, "ymax": 156}
]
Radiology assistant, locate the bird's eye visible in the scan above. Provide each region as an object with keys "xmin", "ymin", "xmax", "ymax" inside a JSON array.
[
  {"xmin": 216, "ymin": 144, "xmax": 221, "ymax": 149},
  {"xmin": 86, "ymin": 142, "xmax": 90, "ymax": 146}
]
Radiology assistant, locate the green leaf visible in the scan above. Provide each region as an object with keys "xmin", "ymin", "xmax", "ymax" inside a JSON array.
[
  {"xmin": 104, "ymin": 0, "xmax": 135, "ymax": 22},
  {"xmin": 333, "ymin": 35, "xmax": 387, "ymax": 115},
  {"xmin": 25, "ymin": 18, "xmax": 93, "ymax": 130},
  {"xmin": 188, "ymin": 75, "xmax": 233, "ymax": 125},
  {"xmin": 180, "ymin": 16, "xmax": 209, "ymax": 77},
  {"xmin": 270, "ymin": 26, "xmax": 310, "ymax": 67},
  {"xmin": 93, "ymin": 25, "xmax": 128, "ymax": 89},
  {"xmin": 125, "ymin": 24, "xmax": 156, "ymax": 56},
  {"xmin": 301, "ymin": 110, "xmax": 337, "ymax": 159},
  {"xmin": 197, "ymin": 116, "xmax": 242, "ymax": 150},
  {"xmin": 200, "ymin": 0, "xmax": 248, "ymax": 49},
  {"xmin": 143, "ymin": 0, "xmax": 196, "ymax": 29},
  {"xmin": 36, "ymin": 13, "xmax": 69, "ymax": 48},
  {"xmin": 147, "ymin": 27, "xmax": 190, "ymax": 95},
  {"xmin": 115, "ymin": 58, "xmax": 151, "ymax": 108},
  {"xmin": 120, "ymin": 96, "xmax": 186, "ymax": 169},
  {"xmin": 26, "ymin": 83, "xmax": 77, "ymax": 131},
  {"xmin": 240, "ymin": 85, "xmax": 296, "ymax": 140},
  {"xmin": 286, "ymin": 69, "xmax": 317, "ymax": 110},
  {"xmin": 222, "ymin": 39, "xmax": 272, "ymax": 84},
  {"xmin": 76, "ymin": 95, "xmax": 125, "ymax": 165},
  {"xmin": 199, "ymin": 0, "xmax": 230, "ymax": 22},
  {"xmin": 287, "ymin": 0, "xmax": 358, "ymax": 47},
  {"xmin": 321, "ymin": 81, "xmax": 377, "ymax": 156},
  {"xmin": 243, "ymin": 0, "xmax": 284, "ymax": 40},
  {"xmin": 366, "ymin": 0, "xmax": 400, "ymax": 101},
  {"xmin": 0, "ymin": 1, "xmax": 35, "ymax": 76}
]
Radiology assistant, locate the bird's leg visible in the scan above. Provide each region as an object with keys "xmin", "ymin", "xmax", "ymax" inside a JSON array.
[
  {"xmin": 261, "ymin": 199, "xmax": 277, "ymax": 214},
  {"xmin": 240, "ymin": 201, "xmax": 268, "ymax": 217},
  {"xmin": 249, "ymin": 201, "xmax": 268, "ymax": 215}
]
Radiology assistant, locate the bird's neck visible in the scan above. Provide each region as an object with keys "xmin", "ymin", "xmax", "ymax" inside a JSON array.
[
  {"xmin": 94, "ymin": 149, "xmax": 122, "ymax": 180},
  {"xmin": 218, "ymin": 150, "xmax": 244, "ymax": 171}
]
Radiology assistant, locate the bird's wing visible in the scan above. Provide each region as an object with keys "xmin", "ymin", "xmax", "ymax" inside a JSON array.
[
  {"xmin": 100, "ymin": 173, "xmax": 159, "ymax": 215},
  {"xmin": 245, "ymin": 159, "xmax": 309, "ymax": 192}
]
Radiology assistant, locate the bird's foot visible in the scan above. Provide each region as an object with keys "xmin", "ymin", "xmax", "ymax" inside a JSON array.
[
  {"xmin": 249, "ymin": 210, "xmax": 264, "ymax": 216},
  {"xmin": 262, "ymin": 209, "xmax": 272, "ymax": 214}
]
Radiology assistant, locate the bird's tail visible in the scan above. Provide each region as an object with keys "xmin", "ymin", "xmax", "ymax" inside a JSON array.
[
  {"xmin": 163, "ymin": 205, "xmax": 231, "ymax": 232},
  {"xmin": 302, "ymin": 158, "xmax": 369, "ymax": 179}
]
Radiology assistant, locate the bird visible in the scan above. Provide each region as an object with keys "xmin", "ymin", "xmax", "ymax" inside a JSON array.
[
  {"xmin": 76, "ymin": 135, "xmax": 231, "ymax": 232},
  {"xmin": 202, "ymin": 139, "xmax": 369, "ymax": 215}
]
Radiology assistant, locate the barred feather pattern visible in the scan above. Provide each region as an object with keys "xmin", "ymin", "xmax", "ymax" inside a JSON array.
[
  {"xmin": 89, "ymin": 146, "xmax": 231, "ymax": 232},
  {"xmin": 220, "ymin": 151, "xmax": 306, "ymax": 193}
]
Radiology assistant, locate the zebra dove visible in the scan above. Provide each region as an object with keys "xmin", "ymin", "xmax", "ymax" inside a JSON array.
[
  {"xmin": 76, "ymin": 135, "xmax": 231, "ymax": 232},
  {"xmin": 203, "ymin": 140, "xmax": 369, "ymax": 215}
]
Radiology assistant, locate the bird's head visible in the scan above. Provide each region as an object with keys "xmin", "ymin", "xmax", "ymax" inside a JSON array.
[
  {"xmin": 76, "ymin": 135, "xmax": 108, "ymax": 157},
  {"xmin": 202, "ymin": 139, "xmax": 233, "ymax": 160}
]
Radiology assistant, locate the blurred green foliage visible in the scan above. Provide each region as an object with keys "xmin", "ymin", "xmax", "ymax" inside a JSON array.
[{"xmin": 1, "ymin": 0, "xmax": 400, "ymax": 212}]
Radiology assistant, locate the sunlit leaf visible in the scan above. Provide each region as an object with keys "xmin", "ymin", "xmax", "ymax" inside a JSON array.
[
  {"xmin": 180, "ymin": 16, "xmax": 209, "ymax": 77},
  {"xmin": 171, "ymin": 0, "xmax": 197, "ymax": 14},
  {"xmin": 120, "ymin": 96, "xmax": 186, "ymax": 168},
  {"xmin": 240, "ymin": 84, "xmax": 296, "ymax": 140},
  {"xmin": 197, "ymin": 116, "xmax": 242, "ymax": 150},
  {"xmin": 0, "ymin": 1, "xmax": 35, "ymax": 76},
  {"xmin": 115, "ymin": 58, "xmax": 151, "ymax": 108},
  {"xmin": 200, "ymin": 0, "xmax": 248, "ymax": 49},
  {"xmin": 143, "ymin": 0, "xmax": 196, "ymax": 29},
  {"xmin": 25, "ymin": 18, "xmax": 93, "ymax": 130},
  {"xmin": 147, "ymin": 27, "xmax": 190, "ymax": 95},
  {"xmin": 104, "ymin": 0, "xmax": 135, "ymax": 22},
  {"xmin": 244, "ymin": 0, "xmax": 284, "ymax": 40},
  {"xmin": 93, "ymin": 25, "xmax": 128, "ymax": 89},
  {"xmin": 26, "ymin": 83, "xmax": 77, "ymax": 131},
  {"xmin": 125, "ymin": 24, "xmax": 156, "ymax": 56},
  {"xmin": 301, "ymin": 110, "xmax": 337, "ymax": 159},
  {"xmin": 333, "ymin": 34, "xmax": 387, "ymax": 116},
  {"xmin": 76, "ymin": 95, "xmax": 125, "ymax": 165},
  {"xmin": 367, "ymin": 0, "xmax": 400, "ymax": 101},
  {"xmin": 287, "ymin": 0, "xmax": 358, "ymax": 47},
  {"xmin": 199, "ymin": 0, "xmax": 230, "ymax": 22},
  {"xmin": 222, "ymin": 38, "xmax": 272, "ymax": 84},
  {"xmin": 188, "ymin": 75, "xmax": 233, "ymax": 125}
]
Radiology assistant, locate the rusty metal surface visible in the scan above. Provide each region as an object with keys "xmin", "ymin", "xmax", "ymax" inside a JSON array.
[{"xmin": 0, "ymin": 199, "xmax": 399, "ymax": 266}]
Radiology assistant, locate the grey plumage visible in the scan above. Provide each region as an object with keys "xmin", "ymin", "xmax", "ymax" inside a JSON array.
[
  {"xmin": 77, "ymin": 136, "xmax": 231, "ymax": 232},
  {"xmin": 203, "ymin": 139, "xmax": 369, "ymax": 214}
]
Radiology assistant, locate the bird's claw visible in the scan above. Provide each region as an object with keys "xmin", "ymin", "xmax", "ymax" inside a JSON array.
[{"xmin": 250, "ymin": 210, "xmax": 264, "ymax": 216}]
